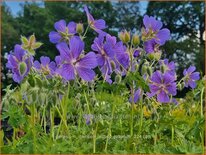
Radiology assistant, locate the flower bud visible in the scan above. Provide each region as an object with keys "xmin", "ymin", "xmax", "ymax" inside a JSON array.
[
  {"xmin": 132, "ymin": 34, "xmax": 140, "ymax": 46},
  {"xmin": 76, "ymin": 23, "xmax": 84, "ymax": 34},
  {"xmin": 147, "ymin": 66, "xmax": 153, "ymax": 76},
  {"xmin": 141, "ymin": 64, "xmax": 148, "ymax": 75},
  {"xmin": 19, "ymin": 62, "xmax": 27, "ymax": 76},
  {"xmin": 110, "ymin": 60, "xmax": 116, "ymax": 70},
  {"xmin": 115, "ymin": 74, "xmax": 122, "ymax": 83},
  {"xmin": 119, "ymin": 30, "xmax": 130, "ymax": 43},
  {"xmin": 160, "ymin": 65, "xmax": 167, "ymax": 73},
  {"xmin": 135, "ymin": 63, "xmax": 139, "ymax": 72},
  {"xmin": 148, "ymin": 52, "xmax": 162, "ymax": 61}
]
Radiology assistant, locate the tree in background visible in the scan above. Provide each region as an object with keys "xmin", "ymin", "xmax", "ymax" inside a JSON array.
[
  {"xmin": 1, "ymin": 1, "xmax": 204, "ymax": 91},
  {"xmin": 146, "ymin": 1, "xmax": 205, "ymax": 76}
]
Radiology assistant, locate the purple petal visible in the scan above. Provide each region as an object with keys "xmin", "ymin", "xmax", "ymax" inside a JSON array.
[
  {"xmin": 144, "ymin": 39, "xmax": 156, "ymax": 53},
  {"xmin": 76, "ymin": 67, "xmax": 95, "ymax": 81},
  {"xmin": 56, "ymin": 42, "xmax": 71, "ymax": 60},
  {"xmin": 150, "ymin": 71, "xmax": 162, "ymax": 84},
  {"xmin": 129, "ymin": 89, "xmax": 141, "ymax": 103},
  {"xmin": 187, "ymin": 66, "xmax": 196, "ymax": 73},
  {"xmin": 157, "ymin": 90, "xmax": 170, "ymax": 103},
  {"xmin": 54, "ymin": 20, "xmax": 66, "ymax": 32},
  {"xmin": 33, "ymin": 61, "xmax": 41, "ymax": 69},
  {"xmin": 40, "ymin": 56, "xmax": 50, "ymax": 66},
  {"xmin": 94, "ymin": 29, "xmax": 107, "ymax": 36},
  {"xmin": 94, "ymin": 19, "xmax": 106, "ymax": 30},
  {"xmin": 96, "ymin": 54, "xmax": 105, "ymax": 66},
  {"xmin": 84, "ymin": 5, "xmax": 94, "ymax": 22},
  {"xmin": 149, "ymin": 84, "xmax": 159, "ymax": 94},
  {"xmin": 155, "ymin": 28, "xmax": 170, "ymax": 45},
  {"xmin": 143, "ymin": 15, "xmax": 150, "ymax": 29},
  {"xmin": 14, "ymin": 45, "xmax": 25, "ymax": 61},
  {"xmin": 188, "ymin": 80, "xmax": 196, "ymax": 89},
  {"xmin": 67, "ymin": 21, "xmax": 76, "ymax": 34},
  {"xmin": 78, "ymin": 52, "xmax": 97, "ymax": 69},
  {"xmin": 166, "ymin": 83, "xmax": 177, "ymax": 96},
  {"xmin": 163, "ymin": 72, "xmax": 176, "ymax": 84},
  {"xmin": 61, "ymin": 64, "xmax": 75, "ymax": 80},
  {"xmin": 49, "ymin": 31, "xmax": 62, "ymax": 44},
  {"xmin": 6, "ymin": 54, "xmax": 17, "ymax": 69},
  {"xmin": 49, "ymin": 61, "xmax": 56, "ymax": 71},
  {"xmin": 190, "ymin": 72, "xmax": 200, "ymax": 80},
  {"xmin": 55, "ymin": 56, "xmax": 62, "ymax": 66},
  {"xmin": 151, "ymin": 18, "xmax": 162, "ymax": 32},
  {"xmin": 69, "ymin": 36, "xmax": 84, "ymax": 59}
]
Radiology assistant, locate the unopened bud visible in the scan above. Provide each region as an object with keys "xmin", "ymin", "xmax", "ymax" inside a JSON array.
[
  {"xmin": 115, "ymin": 74, "xmax": 122, "ymax": 83},
  {"xmin": 141, "ymin": 65, "xmax": 148, "ymax": 75},
  {"xmin": 147, "ymin": 67, "xmax": 153, "ymax": 76},
  {"xmin": 135, "ymin": 63, "xmax": 139, "ymax": 72},
  {"xmin": 148, "ymin": 52, "xmax": 162, "ymax": 61},
  {"xmin": 119, "ymin": 30, "xmax": 130, "ymax": 43},
  {"xmin": 110, "ymin": 61, "xmax": 116, "ymax": 70},
  {"xmin": 76, "ymin": 23, "xmax": 84, "ymax": 34},
  {"xmin": 19, "ymin": 62, "xmax": 27, "ymax": 76},
  {"xmin": 132, "ymin": 34, "xmax": 140, "ymax": 46}
]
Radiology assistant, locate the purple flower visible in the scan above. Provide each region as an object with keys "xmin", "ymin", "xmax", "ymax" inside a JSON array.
[
  {"xmin": 49, "ymin": 19, "xmax": 76, "ymax": 44},
  {"xmin": 133, "ymin": 49, "xmax": 141, "ymax": 58},
  {"xmin": 56, "ymin": 36, "xmax": 97, "ymax": 81},
  {"xmin": 83, "ymin": 114, "xmax": 94, "ymax": 125},
  {"xmin": 92, "ymin": 34, "xmax": 129, "ymax": 81},
  {"xmin": 183, "ymin": 66, "xmax": 200, "ymax": 89},
  {"xmin": 6, "ymin": 44, "xmax": 33, "ymax": 83},
  {"xmin": 84, "ymin": 6, "xmax": 107, "ymax": 35},
  {"xmin": 143, "ymin": 15, "xmax": 170, "ymax": 46},
  {"xmin": 159, "ymin": 59, "xmax": 175, "ymax": 75},
  {"xmin": 147, "ymin": 71, "xmax": 177, "ymax": 103},
  {"xmin": 144, "ymin": 39, "xmax": 158, "ymax": 54},
  {"xmin": 33, "ymin": 56, "xmax": 56, "ymax": 76},
  {"xmin": 129, "ymin": 88, "xmax": 142, "ymax": 103}
]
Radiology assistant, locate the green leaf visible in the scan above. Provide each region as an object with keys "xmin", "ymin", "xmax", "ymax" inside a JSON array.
[
  {"xmin": 33, "ymin": 42, "xmax": 43, "ymax": 49},
  {"xmin": 21, "ymin": 36, "xmax": 28, "ymax": 45}
]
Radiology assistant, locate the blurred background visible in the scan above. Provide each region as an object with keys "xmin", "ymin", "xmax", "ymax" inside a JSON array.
[{"xmin": 1, "ymin": 0, "xmax": 205, "ymax": 93}]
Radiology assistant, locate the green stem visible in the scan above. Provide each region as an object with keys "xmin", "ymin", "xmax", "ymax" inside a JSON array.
[
  {"xmin": 93, "ymin": 123, "xmax": 98, "ymax": 153},
  {"xmin": 104, "ymin": 102, "xmax": 115, "ymax": 152},
  {"xmin": 171, "ymin": 125, "xmax": 174, "ymax": 146},
  {"xmin": 200, "ymin": 87, "xmax": 204, "ymax": 117},
  {"xmin": 55, "ymin": 106, "xmax": 69, "ymax": 133},
  {"xmin": 82, "ymin": 24, "xmax": 90, "ymax": 39},
  {"xmin": 84, "ymin": 91, "xmax": 91, "ymax": 114},
  {"xmin": 139, "ymin": 98, "xmax": 143, "ymax": 133},
  {"xmin": 50, "ymin": 108, "xmax": 54, "ymax": 140}
]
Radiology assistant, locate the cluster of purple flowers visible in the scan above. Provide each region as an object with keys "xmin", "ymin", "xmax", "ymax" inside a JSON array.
[{"xmin": 6, "ymin": 6, "xmax": 200, "ymax": 104}]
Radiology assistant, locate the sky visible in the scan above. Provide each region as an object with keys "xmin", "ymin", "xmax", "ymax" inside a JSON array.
[{"xmin": 4, "ymin": 1, "xmax": 148, "ymax": 16}]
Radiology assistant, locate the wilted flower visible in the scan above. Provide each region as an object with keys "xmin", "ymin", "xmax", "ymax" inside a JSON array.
[
  {"xmin": 142, "ymin": 15, "xmax": 170, "ymax": 45},
  {"xmin": 183, "ymin": 66, "xmax": 200, "ymax": 89},
  {"xmin": 84, "ymin": 6, "xmax": 107, "ymax": 35},
  {"xmin": 33, "ymin": 56, "xmax": 56, "ymax": 77},
  {"xmin": 56, "ymin": 36, "xmax": 97, "ymax": 81},
  {"xmin": 49, "ymin": 19, "xmax": 76, "ymax": 44},
  {"xmin": 129, "ymin": 88, "xmax": 142, "ymax": 103},
  {"xmin": 6, "ymin": 44, "xmax": 33, "ymax": 83},
  {"xmin": 147, "ymin": 71, "xmax": 177, "ymax": 103}
]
